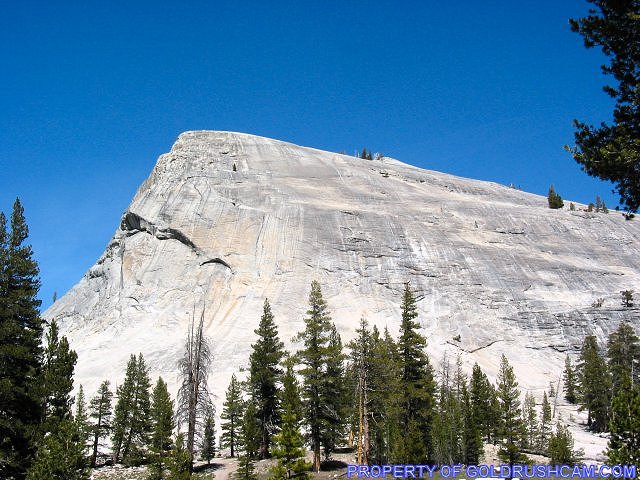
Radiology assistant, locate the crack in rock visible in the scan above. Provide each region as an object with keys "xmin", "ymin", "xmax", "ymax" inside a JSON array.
[{"xmin": 200, "ymin": 257, "xmax": 233, "ymax": 272}]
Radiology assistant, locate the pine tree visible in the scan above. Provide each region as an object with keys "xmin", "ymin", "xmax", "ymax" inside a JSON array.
[
  {"xmin": 147, "ymin": 377, "xmax": 175, "ymax": 479},
  {"xmin": 563, "ymin": 356, "xmax": 578, "ymax": 404},
  {"xmin": 577, "ymin": 336, "xmax": 611, "ymax": 432},
  {"xmin": 521, "ymin": 392, "xmax": 538, "ymax": 451},
  {"xmin": 247, "ymin": 298, "xmax": 285, "ymax": 459},
  {"xmin": 111, "ymin": 354, "xmax": 152, "ymax": 465},
  {"xmin": 200, "ymin": 409, "xmax": 216, "ymax": 465},
  {"xmin": 221, "ymin": 373, "xmax": 244, "ymax": 457},
  {"xmin": 538, "ymin": 392, "xmax": 552, "ymax": 453},
  {"xmin": 89, "ymin": 380, "xmax": 113, "ymax": 467},
  {"xmin": 270, "ymin": 358, "xmax": 310, "ymax": 480},
  {"xmin": 372, "ymin": 326, "xmax": 403, "ymax": 464},
  {"xmin": 236, "ymin": 402, "xmax": 259, "ymax": 480},
  {"xmin": 621, "ymin": 290, "xmax": 634, "ymax": 307},
  {"xmin": 320, "ymin": 324, "xmax": 347, "ymax": 460},
  {"xmin": 26, "ymin": 418, "xmax": 89, "ymax": 480},
  {"xmin": 396, "ymin": 283, "xmax": 435, "ymax": 463},
  {"xmin": 461, "ymin": 381, "xmax": 483, "ymax": 465},
  {"xmin": 607, "ymin": 321, "xmax": 640, "ymax": 389},
  {"xmin": 0, "ymin": 200, "xmax": 44, "ymax": 479},
  {"xmin": 568, "ymin": 0, "xmax": 640, "ymax": 213},
  {"xmin": 295, "ymin": 280, "xmax": 335, "ymax": 471},
  {"xmin": 27, "ymin": 317, "xmax": 85, "ymax": 480},
  {"xmin": 346, "ymin": 318, "xmax": 376, "ymax": 464},
  {"xmin": 548, "ymin": 423, "xmax": 582, "ymax": 465},
  {"xmin": 167, "ymin": 433, "xmax": 191, "ymax": 480},
  {"xmin": 74, "ymin": 385, "xmax": 90, "ymax": 457},
  {"xmin": 432, "ymin": 356, "xmax": 463, "ymax": 465},
  {"xmin": 496, "ymin": 354, "xmax": 523, "ymax": 466},
  {"xmin": 547, "ymin": 185, "xmax": 564, "ymax": 209},
  {"xmin": 606, "ymin": 372, "xmax": 640, "ymax": 465},
  {"xmin": 470, "ymin": 363, "xmax": 499, "ymax": 444},
  {"xmin": 41, "ymin": 319, "xmax": 78, "ymax": 427}
]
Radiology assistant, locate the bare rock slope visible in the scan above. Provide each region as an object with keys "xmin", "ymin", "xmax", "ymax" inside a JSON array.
[{"xmin": 46, "ymin": 131, "xmax": 639, "ymax": 456}]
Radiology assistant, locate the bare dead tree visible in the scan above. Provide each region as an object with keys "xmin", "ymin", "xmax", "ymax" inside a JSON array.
[{"xmin": 176, "ymin": 306, "xmax": 214, "ymax": 471}]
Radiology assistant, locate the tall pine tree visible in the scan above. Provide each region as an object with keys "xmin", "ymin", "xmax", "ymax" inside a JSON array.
[
  {"xmin": 200, "ymin": 408, "xmax": 216, "ymax": 465},
  {"xmin": 607, "ymin": 321, "xmax": 639, "ymax": 389},
  {"xmin": 111, "ymin": 354, "xmax": 152, "ymax": 465},
  {"xmin": 396, "ymin": 283, "xmax": 435, "ymax": 463},
  {"xmin": 496, "ymin": 354, "xmax": 523, "ymax": 466},
  {"xmin": 147, "ymin": 377, "xmax": 175, "ymax": 480},
  {"xmin": 563, "ymin": 356, "xmax": 578, "ymax": 404},
  {"xmin": 295, "ymin": 280, "xmax": 336, "ymax": 471},
  {"xmin": 41, "ymin": 319, "xmax": 77, "ymax": 428},
  {"xmin": 247, "ymin": 298, "xmax": 285, "ymax": 459},
  {"xmin": 221, "ymin": 373, "xmax": 244, "ymax": 458},
  {"xmin": 320, "ymin": 324, "xmax": 347, "ymax": 460},
  {"xmin": 271, "ymin": 358, "xmax": 310, "ymax": 480},
  {"xmin": 27, "ymin": 321, "xmax": 86, "ymax": 480},
  {"xmin": 88, "ymin": 380, "xmax": 113, "ymax": 467},
  {"xmin": 0, "ymin": 200, "xmax": 45, "ymax": 479},
  {"xmin": 606, "ymin": 372, "xmax": 640, "ymax": 465},
  {"xmin": 577, "ymin": 336, "xmax": 611, "ymax": 432}
]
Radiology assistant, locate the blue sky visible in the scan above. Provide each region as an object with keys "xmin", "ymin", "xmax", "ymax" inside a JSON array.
[{"xmin": 0, "ymin": 1, "xmax": 618, "ymax": 310}]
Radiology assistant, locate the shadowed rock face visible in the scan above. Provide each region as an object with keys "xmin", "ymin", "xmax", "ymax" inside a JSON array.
[{"xmin": 45, "ymin": 131, "xmax": 639, "ymax": 444}]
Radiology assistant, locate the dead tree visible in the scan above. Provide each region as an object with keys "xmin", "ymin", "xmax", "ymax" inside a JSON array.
[{"xmin": 177, "ymin": 307, "xmax": 214, "ymax": 471}]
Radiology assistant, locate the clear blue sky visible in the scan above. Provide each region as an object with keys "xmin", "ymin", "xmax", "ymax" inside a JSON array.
[{"xmin": 0, "ymin": 1, "xmax": 618, "ymax": 310}]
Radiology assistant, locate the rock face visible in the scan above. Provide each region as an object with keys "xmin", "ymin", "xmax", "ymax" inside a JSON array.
[{"xmin": 46, "ymin": 131, "xmax": 639, "ymax": 457}]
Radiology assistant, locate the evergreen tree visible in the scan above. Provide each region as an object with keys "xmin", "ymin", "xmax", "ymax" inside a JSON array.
[
  {"xmin": 247, "ymin": 298, "xmax": 285, "ymax": 459},
  {"xmin": 74, "ymin": 385, "xmax": 90, "ymax": 456},
  {"xmin": 200, "ymin": 409, "xmax": 216, "ymax": 465},
  {"xmin": 538, "ymin": 392, "xmax": 552, "ymax": 453},
  {"xmin": 295, "ymin": 280, "xmax": 335, "ymax": 471},
  {"xmin": 320, "ymin": 324, "xmax": 347, "ymax": 460},
  {"xmin": 0, "ymin": 200, "xmax": 44, "ymax": 479},
  {"xmin": 548, "ymin": 423, "xmax": 582, "ymax": 465},
  {"xmin": 26, "ymin": 418, "xmax": 89, "ymax": 480},
  {"xmin": 606, "ymin": 372, "xmax": 640, "ymax": 465},
  {"xmin": 547, "ymin": 185, "xmax": 564, "ymax": 209},
  {"xmin": 521, "ymin": 392, "xmax": 538, "ymax": 451},
  {"xmin": 346, "ymin": 318, "xmax": 398, "ymax": 465},
  {"xmin": 470, "ymin": 363, "xmax": 499, "ymax": 444},
  {"xmin": 88, "ymin": 380, "xmax": 113, "ymax": 468},
  {"xmin": 568, "ymin": 0, "xmax": 640, "ymax": 213},
  {"xmin": 111, "ymin": 353, "xmax": 152, "ymax": 465},
  {"xmin": 607, "ymin": 321, "xmax": 640, "ymax": 389},
  {"xmin": 577, "ymin": 336, "xmax": 611, "ymax": 432},
  {"xmin": 27, "ymin": 315, "xmax": 85, "ymax": 480},
  {"xmin": 396, "ymin": 283, "xmax": 435, "ymax": 463},
  {"xmin": 243, "ymin": 401, "xmax": 261, "ymax": 459},
  {"xmin": 221, "ymin": 373, "xmax": 244, "ymax": 458},
  {"xmin": 563, "ymin": 356, "xmax": 578, "ymax": 404},
  {"xmin": 167, "ymin": 433, "xmax": 191, "ymax": 480},
  {"xmin": 41, "ymin": 319, "xmax": 78, "ymax": 427},
  {"xmin": 371, "ymin": 326, "xmax": 403, "ymax": 464},
  {"xmin": 147, "ymin": 377, "xmax": 175, "ymax": 479},
  {"xmin": 270, "ymin": 358, "xmax": 310, "ymax": 480},
  {"xmin": 461, "ymin": 381, "xmax": 483, "ymax": 465},
  {"xmin": 496, "ymin": 354, "xmax": 523, "ymax": 466},
  {"xmin": 432, "ymin": 356, "xmax": 463, "ymax": 465},
  {"xmin": 236, "ymin": 402, "xmax": 259, "ymax": 480},
  {"xmin": 621, "ymin": 290, "xmax": 634, "ymax": 307}
]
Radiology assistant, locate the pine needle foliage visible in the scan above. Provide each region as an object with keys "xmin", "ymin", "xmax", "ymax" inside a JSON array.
[
  {"xmin": 0, "ymin": 200, "xmax": 44, "ymax": 478},
  {"xmin": 247, "ymin": 298, "xmax": 285, "ymax": 459}
]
